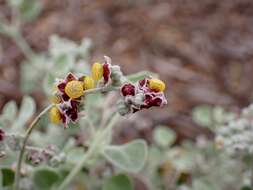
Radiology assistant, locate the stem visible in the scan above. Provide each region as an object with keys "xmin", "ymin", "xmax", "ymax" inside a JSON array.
[
  {"xmin": 83, "ymin": 86, "xmax": 119, "ymax": 95},
  {"xmin": 57, "ymin": 113, "xmax": 120, "ymax": 190},
  {"xmin": 13, "ymin": 104, "xmax": 53, "ymax": 190}
]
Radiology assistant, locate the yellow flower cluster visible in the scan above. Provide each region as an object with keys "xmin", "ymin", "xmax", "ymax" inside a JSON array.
[
  {"xmin": 148, "ymin": 78, "xmax": 166, "ymax": 92},
  {"xmin": 49, "ymin": 106, "xmax": 61, "ymax": 124},
  {"xmin": 91, "ymin": 62, "xmax": 103, "ymax": 81}
]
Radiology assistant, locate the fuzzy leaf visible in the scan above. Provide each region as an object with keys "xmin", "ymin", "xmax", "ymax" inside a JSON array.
[
  {"xmin": 18, "ymin": 0, "xmax": 41, "ymax": 21},
  {"xmin": 13, "ymin": 96, "xmax": 36, "ymax": 130},
  {"xmin": 102, "ymin": 174, "xmax": 133, "ymax": 190},
  {"xmin": 2, "ymin": 101, "xmax": 17, "ymax": 121},
  {"xmin": 66, "ymin": 148, "xmax": 85, "ymax": 164},
  {"xmin": 33, "ymin": 168, "xmax": 60, "ymax": 190},
  {"xmin": 43, "ymin": 73, "xmax": 55, "ymax": 95},
  {"xmin": 1, "ymin": 168, "xmax": 15, "ymax": 187},
  {"xmin": 153, "ymin": 126, "xmax": 176, "ymax": 147},
  {"xmin": 103, "ymin": 139, "xmax": 148, "ymax": 173},
  {"xmin": 192, "ymin": 105, "xmax": 213, "ymax": 127},
  {"xmin": 127, "ymin": 71, "xmax": 158, "ymax": 82}
]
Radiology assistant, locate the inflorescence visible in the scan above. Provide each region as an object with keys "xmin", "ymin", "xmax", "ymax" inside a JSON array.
[{"xmin": 49, "ymin": 56, "xmax": 167, "ymax": 128}]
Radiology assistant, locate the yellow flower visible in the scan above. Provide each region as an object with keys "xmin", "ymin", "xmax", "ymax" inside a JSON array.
[
  {"xmin": 83, "ymin": 76, "xmax": 95, "ymax": 90},
  {"xmin": 49, "ymin": 106, "xmax": 61, "ymax": 124},
  {"xmin": 92, "ymin": 62, "xmax": 103, "ymax": 81},
  {"xmin": 148, "ymin": 78, "xmax": 166, "ymax": 92},
  {"xmin": 65, "ymin": 81, "xmax": 84, "ymax": 99},
  {"xmin": 50, "ymin": 95, "xmax": 61, "ymax": 104}
]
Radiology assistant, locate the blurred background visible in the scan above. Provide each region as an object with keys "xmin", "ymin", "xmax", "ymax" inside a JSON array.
[{"xmin": 1, "ymin": 0, "xmax": 253, "ymax": 141}]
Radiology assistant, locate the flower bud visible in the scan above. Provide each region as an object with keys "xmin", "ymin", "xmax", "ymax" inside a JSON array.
[
  {"xmin": 65, "ymin": 81, "xmax": 84, "ymax": 99},
  {"xmin": 83, "ymin": 76, "xmax": 95, "ymax": 90},
  {"xmin": 92, "ymin": 62, "xmax": 104, "ymax": 81},
  {"xmin": 50, "ymin": 95, "xmax": 61, "ymax": 104},
  {"xmin": 49, "ymin": 107, "xmax": 61, "ymax": 124},
  {"xmin": 148, "ymin": 78, "xmax": 166, "ymax": 92},
  {"xmin": 111, "ymin": 65, "xmax": 126, "ymax": 86},
  {"xmin": 117, "ymin": 100, "xmax": 131, "ymax": 116}
]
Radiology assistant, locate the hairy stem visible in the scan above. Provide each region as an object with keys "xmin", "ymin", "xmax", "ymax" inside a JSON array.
[
  {"xmin": 57, "ymin": 113, "xmax": 120, "ymax": 190},
  {"xmin": 13, "ymin": 104, "xmax": 53, "ymax": 190}
]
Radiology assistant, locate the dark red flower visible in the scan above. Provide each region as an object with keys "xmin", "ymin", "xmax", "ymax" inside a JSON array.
[
  {"xmin": 121, "ymin": 83, "xmax": 136, "ymax": 96},
  {"xmin": 0, "ymin": 129, "xmax": 5, "ymax": 142},
  {"xmin": 58, "ymin": 100, "xmax": 79, "ymax": 128},
  {"xmin": 56, "ymin": 73, "xmax": 81, "ymax": 102},
  {"xmin": 119, "ymin": 77, "xmax": 167, "ymax": 115},
  {"xmin": 103, "ymin": 63, "xmax": 111, "ymax": 84}
]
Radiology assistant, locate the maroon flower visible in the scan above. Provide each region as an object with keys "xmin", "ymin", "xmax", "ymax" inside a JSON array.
[
  {"xmin": 121, "ymin": 83, "xmax": 136, "ymax": 96},
  {"xmin": 58, "ymin": 100, "xmax": 79, "ymax": 128},
  {"xmin": 52, "ymin": 73, "xmax": 85, "ymax": 128},
  {"xmin": 102, "ymin": 56, "xmax": 112, "ymax": 85},
  {"xmin": 56, "ymin": 73, "xmax": 80, "ymax": 101},
  {"xmin": 0, "ymin": 129, "xmax": 5, "ymax": 142},
  {"xmin": 103, "ymin": 63, "xmax": 111, "ymax": 84},
  {"xmin": 119, "ymin": 77, "xmax": 167, "ymax": 115}
]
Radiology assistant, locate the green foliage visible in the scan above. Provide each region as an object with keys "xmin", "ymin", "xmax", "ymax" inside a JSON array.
[
  {"xmin": 127, "ymin": 71, "xmax": 158, "ymax": 82},
  {"xmin": 102, "ymin": 174, "xmax": 133, "ymax": 190},
  {"xmin": 1, "ymin": 101, "xmax": 17, "ymax": 122},
  {"xmin": 7, "ymin": 0, "xmax": 41, "ymax": 21},
  {"xmin": 32, "ymin": 168, "xmax": 60, "ymax": 190},
  {"xmin": 66, "ymin": 148, "xmax": 85, "ymax": 164},
  {"xmin": 103, "ymin": 140, "xmax": 148, "ymax": 173},
  {"xmin": 192, "ymin": 105, "xmax": 213, "ymax": 127},
  {"xmin": 153, "ymin": 126, "xmax": 176, "ymax": 148},
  {"xmin": 12, "ymin": 96, "xmax": 36, "ymax": 130},
  {"xmin": 1, "ymin": 168, "xmax": 15, "ymax": 187}
]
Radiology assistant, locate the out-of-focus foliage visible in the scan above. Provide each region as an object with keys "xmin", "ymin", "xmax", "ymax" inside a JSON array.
[{"xmin": 1, "ymin": 1, "xmax": 253, "ymax": 190}]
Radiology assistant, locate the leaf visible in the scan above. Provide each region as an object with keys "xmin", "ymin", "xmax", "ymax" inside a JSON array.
[
  {"xmin": 192, "ymin": 179, "xmax": 218, "ymax": 190},
  {"xmin": 103, "ymin": 139, "xmax": 148, "ymax": 173},
  {"xmin": 52, "ymin": 54, "xmax": 74, "ymax": 76},
  {"xmin": 2, "ymin": 101, "xmax": 17, "ymax": 121},
  {"xmin": 153, "ymin": 126, "xmax": 176, "ymax": 147},
  {"xmin": 33, "ymin": 168, "xmax": 60, "ymax": 190},
  {"xmin": 43, "ymin": 73, "xmax": 55, "ymax": 95},
  {"xmin": 127, "ymin": 71, "xmax": 158, "ymax": 82},
  {"xmin": 241, "ymin": 186, "xmax": 252, "ymax": 190},
  {"xmin": 0, "ymin": 171, "xmax": 2, "ymax": 188},
  {"xmin": 1, "ymin": 168, "xmax": 15, "ymax": 187},
  {"xmin": 192, "ymin": 105, "xmax": 213, "ymax": 127},
  {"xmin": 102, "ymin": 174, "xmax": 133, "ymax": 190},
  {"xmin": 49, "ymin": 35, "xmax": 79, "ymax": 58},
  {"xmin": 66, "ymin": 148, "xmax": 85, "ymax": 164},
  {"xmin": 13, "ymin": 96, "xmax": 36, "ymax": 130},
  {"xmin": 18, "ymin": 0, "xmax": 41, "ymax": 21}
]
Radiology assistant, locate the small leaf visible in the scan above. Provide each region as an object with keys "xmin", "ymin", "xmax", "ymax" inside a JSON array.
[
  {"xmin": 43, "ymin": 73, "xmax": 55, "ymax": 95},
  {"xmin": 1, "ymin": 168, "xmax": 15, "ymax": 187},
  {"xmin": 33, "ymin": 168, "xmax": 60, "ymax": 190},
  {"xmin": 52, "ymin": 54, "xmax": 74, "ymax": 76},
  {"xmin": 192, "ymin": 105, "xmax": 213, "ymax": 127},
  {"xmin": 241, "ymin": 186, "xmax": 252, "ymax": 190},
  {"xmin": 0, "ymin": 171, "xmax": 2, "ymax": 188},
  {"xmin": 153, "ymin": 126, "xmax": 176, "ymax": 147},
  {"xmin": 103, "ymin": 174, "xmax": 133, "ymax": 190},
  {"xmin": 127, "ymin": 71, "xmax": 158, "ymax": 83},
  {"xmin": 18, "ymin": 0, "xmax": 41, "ymax": 21},
  {"xmin": 13, "ymin": 96, "xmax": 36, "ymax": 130},
  {"xmin": 2, "ymin": 101, "xmax": 17, "ymax": 121},
  {"xmin": 66, "ymin": 148, "xmax": 85, "ymax": 164},
  {"xmin": 192, "ymin": 179, "xmax": 218, "ymax": 190},
  {"xmin": 103, "ymin": 139, "xmax": 148, "ymax": 173}
]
